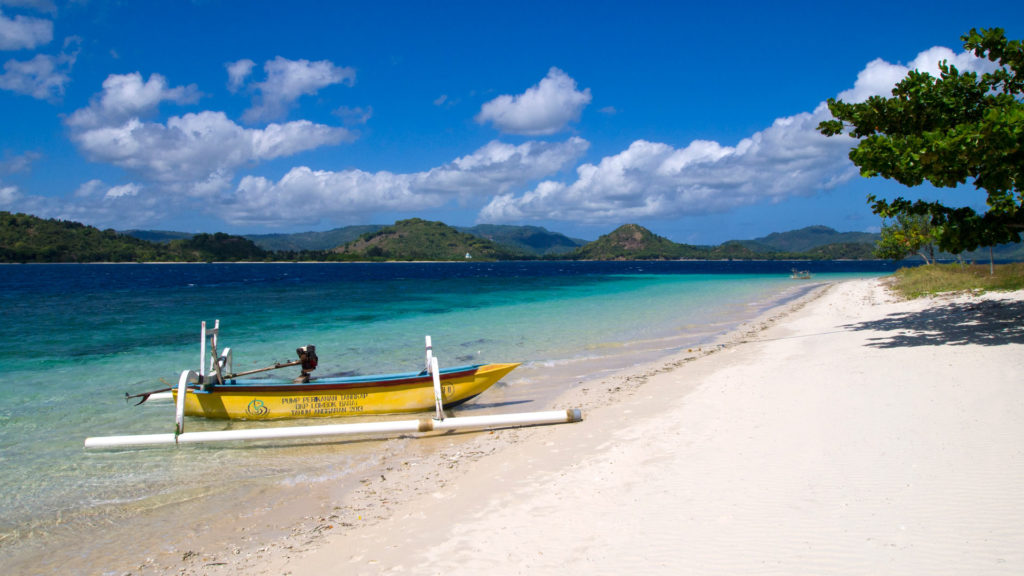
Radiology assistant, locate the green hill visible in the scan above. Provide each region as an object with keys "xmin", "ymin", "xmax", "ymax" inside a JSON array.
[
  {"xmin": 168, "ymin": 232, "xmax": 269, "ymax": 261},
  {"xmin": 0, "ymin": 212, "xmax": 269, "ymax": 262},
  {"xmin": 741, "ymin": 225, "xmax": 880, "ymax": 253},
  {"xmin": 804, "ymin": 242, "xmax": 877, "ymax": 260},
  {"xmin": 708, "ymin": 240, "xmax": 765, "ymax": 260},
  {"xmin": 571, "ymin": 224, "xmax": 710, "ymax": 260},
  {"xmin": 1, "ymin": 212, "xmax": 166, "ymax": 262},
  {"xmin": 457, "ymin": 224, "xmax": 585, "ymax": 256},
  {"xmin": 333, "ymin": 218, "xmax": 527, "ymax": 261},
  {"xmin": 571, "ymin": 224, "xmax": 880, "ymax": 261}
]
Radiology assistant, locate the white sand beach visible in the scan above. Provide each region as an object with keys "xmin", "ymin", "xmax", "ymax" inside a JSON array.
[{"xmin": 151, "ymin": 278, "xmax": 1024, "ymax": 575}]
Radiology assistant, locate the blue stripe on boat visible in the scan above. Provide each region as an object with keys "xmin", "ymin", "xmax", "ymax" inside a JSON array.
[{"xmin": 192, "ymin": 364, "xmax": 484, "ymax": 394}]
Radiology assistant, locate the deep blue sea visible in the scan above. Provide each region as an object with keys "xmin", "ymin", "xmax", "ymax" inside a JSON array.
[{"xmin": 0, "ymin": 260, "xmax": 900, "ymax": 571}]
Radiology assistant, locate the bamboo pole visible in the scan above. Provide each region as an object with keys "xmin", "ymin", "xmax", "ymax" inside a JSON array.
[{"xmin": 84, "ymin": 409, "xmax": 583, "ymax": 449}]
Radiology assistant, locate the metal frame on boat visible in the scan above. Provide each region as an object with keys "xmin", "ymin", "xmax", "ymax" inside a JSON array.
[{"xmin": 84, "ymin": 321, "xmax": 582, "ymax": 449}]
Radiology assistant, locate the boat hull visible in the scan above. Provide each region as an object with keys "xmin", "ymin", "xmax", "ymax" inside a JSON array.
[{"xmin": 174, "ymin": 363, "xmax": 519, "ymax": 420}]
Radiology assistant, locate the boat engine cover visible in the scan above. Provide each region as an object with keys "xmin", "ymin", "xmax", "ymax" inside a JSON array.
[{"xmin": 297, "ymin": 345, "xmax": 318, "ymax": 372}]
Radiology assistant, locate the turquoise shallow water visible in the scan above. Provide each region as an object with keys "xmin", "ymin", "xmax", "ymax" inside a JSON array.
[{"xmin": 0, "ymin": 261, "xmax": 896, "ymax": 568}]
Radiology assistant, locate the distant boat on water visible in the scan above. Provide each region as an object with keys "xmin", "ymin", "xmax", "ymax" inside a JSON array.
[{"xmin": 790, "ymin": 268, "xmax": 812, "ymax": 279}]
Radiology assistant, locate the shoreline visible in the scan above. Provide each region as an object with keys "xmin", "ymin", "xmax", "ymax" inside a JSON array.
[
  {"xmin": 4, "ymin": 269, "xmax": 821, "ymax": 575},
  {"xmin": 13, "ymin": 275, "xmax": 1023, "ymax": 574},
  {"xmin": 212, "ymin": 277, "xmax": 1023, "ymax": 575},
  {"xmin": 122, "ymin": 280, "xmax": 839, "ymax": 575}
]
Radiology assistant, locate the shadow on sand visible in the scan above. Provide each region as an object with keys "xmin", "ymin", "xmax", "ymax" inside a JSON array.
[{"xmin": 842, "ymin": 297, "xmax": 1024, "ymax": 348}]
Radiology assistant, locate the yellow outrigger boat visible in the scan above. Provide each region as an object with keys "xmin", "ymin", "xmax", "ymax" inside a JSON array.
[
  {"xmin": 127, "ymin": 320, "xmax": 518, "ymax": 421},
  {"xmin": 87, "ymin": 321, "xmax": 580, "ymax": 449},
  {"xmin": 176, "ymin": 362, "xmax": 519, "ymax": 420}
]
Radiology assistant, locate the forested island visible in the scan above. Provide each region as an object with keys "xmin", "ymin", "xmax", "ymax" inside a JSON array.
[{"xmin": 2, "ymin": 211, "xmax": 1021, "ymax": 264}]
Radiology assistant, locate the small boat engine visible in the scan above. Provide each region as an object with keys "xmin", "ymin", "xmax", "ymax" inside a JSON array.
[{"xmin": 295, "ymin": 345, "xmax": 318, "ymax": 382}]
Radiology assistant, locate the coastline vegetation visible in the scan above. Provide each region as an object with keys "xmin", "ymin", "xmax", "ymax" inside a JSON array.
[
  {"xmin": 1, "ymin": 212, "xmax": 886, "ymax": 263},
  {"xmin": 3, "ymin": 211, "xmax": 1022, "ymax": 264},
  {"xmin": 889, "ymin": 262, "xmax": 1024, "ymax": 298},
  {"xmin": 0, "ymin": 212, "xmax": 273, "ymax": 262}
]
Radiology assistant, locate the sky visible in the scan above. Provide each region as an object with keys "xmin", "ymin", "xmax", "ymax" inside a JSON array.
[{"xmin": 0, "ymin": 0, "xmax": 1021, "ymax": 244}]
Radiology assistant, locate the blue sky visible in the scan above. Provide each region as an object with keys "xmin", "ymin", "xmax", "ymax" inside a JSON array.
[{"xmin": 0, "ymin": 0, "xmax": 1021, "ymax": 243}]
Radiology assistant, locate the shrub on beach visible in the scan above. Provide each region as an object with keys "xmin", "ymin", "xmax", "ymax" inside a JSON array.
[{"xmin": 890, "ymin": 263, "xmax": 1024, "ymax": 298}]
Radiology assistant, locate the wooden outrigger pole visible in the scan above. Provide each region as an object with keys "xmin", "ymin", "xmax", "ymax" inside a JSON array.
[{"xmin": 85, "ymin": 328, "xmax": 583, "ymax": 449}]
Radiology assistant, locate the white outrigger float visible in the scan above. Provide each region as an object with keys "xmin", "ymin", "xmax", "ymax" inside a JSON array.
[{"xmin": 84, "ymin": 321, "xmax": 583, "ymax": 449}]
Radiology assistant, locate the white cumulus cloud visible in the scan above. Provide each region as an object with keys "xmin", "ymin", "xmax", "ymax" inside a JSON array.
[
  {"xmin": 242, "ymin": 56, "xmax": 356, "ymax": 123},
  {"xmin": 225, "ymin": 58, "xmax": 255, "ymax": 93},
  {"xmin": 476, "ymin": 67, "xmax": 591, "ymax": 135},
  {"xmin": 0, "ymin": 184, "xmax": 19, "ymax": 205},
  {"xmin": 227, "ymin": 138, "xmax": 589, "ymax": 226},
  {"xmin": 0, "ymin": 38, "xmax": 76, "ymax": 101},
  {"xmin": 71, "ymin": 111, "xmax": 353, "ymax": 194},
  {"xmin": 478, "ymin": 46, "xmax": 996, "ymax": 226},
  {"xmin": 0, "ymin": 8, "xmax": 51, "ymax": 50},
  {"xmin": 74, "ymin": 179, "xmax": 104, "ymax": 197},
  {"xmin": 66, "ymin": 72, "xmax": 200, "ymax": 128},
  {"xmin": 9, "ymin": 177, "xmax": 162, "ymax": 229},
  {"xmin": 104, "ymin": 182, "xmax": 141, "ymax": 199},
  {"xmin": 66, "ymin": 71, "xmax": 355, "ymax": 198},
  {"xmin": 480, "ymin": 110, "xmax": 856, "ymax": 224}
]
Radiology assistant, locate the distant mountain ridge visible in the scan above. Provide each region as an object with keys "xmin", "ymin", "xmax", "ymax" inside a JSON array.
[
  {"xmin": 125, "ymin": 223, "xmax": 587, "ymax": 256},
  {"xmin": 7, "ymin": 210, "xmax": 1022, "ymax": 263},
  {"xmin": 740, "ymin": 225, "xmax": 1024, "ymax": 261},
  {"xmin": 742, "ymin": 225, "xmax": 881, "ymax": 253},
  {"xmin": 245, "ymin": 225, "xmax": 385, "ymax": 251},
  {"xmin": 122, "ymin": 229, "xmax": 195, "ymax": 243},
  {"xmin": 455, "ymin": 224, "xmax": 586, "ymax": 256}
]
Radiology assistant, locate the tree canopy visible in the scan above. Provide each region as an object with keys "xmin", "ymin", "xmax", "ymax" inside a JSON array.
[
  {"xmin": 874, "ymin": 213, "xmax": 936, "ymax": 264},
  {"xmin": 818, "ymin": 27, "xmax": 1024, "ymax": 254}
]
